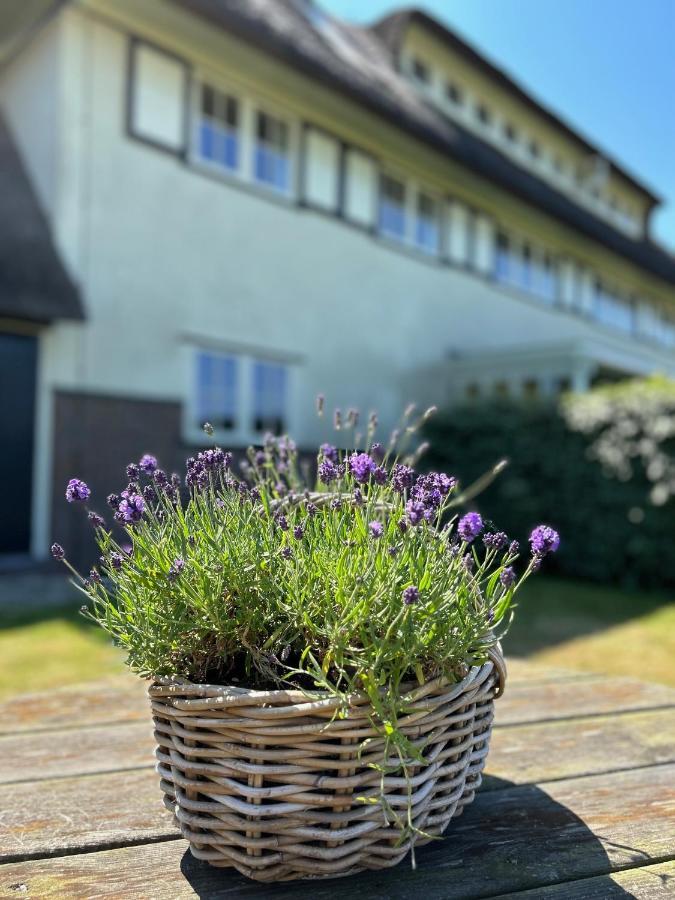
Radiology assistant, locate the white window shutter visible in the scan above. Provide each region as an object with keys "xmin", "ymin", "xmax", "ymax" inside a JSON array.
[
  {"xmin": 303, "ymin": 128, "xmax": 340, "ymax": 211},
  {"xmin": 447, "ymin": 200, "xmax": 470, "ymax": 265},
  {"xmin": 343, "ymin": 149, "xmax": 376, "ymax": 227},
  {"xmin": 130, "ymin": 43, "xmax": 187, "ymax": 153}
]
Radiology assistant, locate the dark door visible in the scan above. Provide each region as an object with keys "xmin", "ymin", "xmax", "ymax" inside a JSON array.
[{"xmin": 0, "ymin": 332, "xmax": 37, "ymax": 554}]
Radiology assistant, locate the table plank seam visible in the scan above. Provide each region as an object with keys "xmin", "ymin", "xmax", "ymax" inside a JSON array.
[
  {"xmin": 496, "ymin": 701, "xmax": 675, "ymax": 728},
  {"xmin": 0, "ymin": 833, "xmax": 184, "ymax": 868},
  {"xmin": 480, "ymin": 852, "xmax": 675, "ymax": 900},
  {"xmin": 0, "ymin": 763, "xmax": 156, "ymax": 787}
]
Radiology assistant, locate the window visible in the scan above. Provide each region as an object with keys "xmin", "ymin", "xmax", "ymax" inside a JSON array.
[
  {"xmin": 593, "ymin": 281, "xmax": 634, "ymax": 334},
  {"xmin": 197, "ymin": 85, "xmax": 239, "ymax": 172},
  {"xmin": 504, "ymin": 122, "xmax": 517, "ymax": 143},
  {"xmin": 529, "ymin": 139, "xmax": 540, "ymax": 159},
  {"xmin": 415, "ymin": 192, "xmax": 439, "ymax": 254},
  {"xmin": 411, "ymin": 57, "xmax": 429, "ymax": 84},
  {"xmin": 252, "ymin": 360, "xmax": 287, "ymax": 434},
  {"xmin": 195, "ymin": 351, "xmax": 238, "ymax": 431},
  {"xmin": 477, "ymin": 104, "xmax": 491, "ymax": 125},
  {"xmin": 254, "ymin": 111, "xmax": 290, "ymax": 192},
  {"xmin": 378, "ymin": 174, "xmax": 406, "ymax": 241},
  {"xmin": 446, "ymin": 82, "xmax": 462, "ymax": 104},
  {"xmin": 495, "ymin": 231, "xmax": 559, "ymax": 304}
]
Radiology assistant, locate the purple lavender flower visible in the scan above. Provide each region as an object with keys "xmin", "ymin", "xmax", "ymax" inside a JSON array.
[
  {"xmin": 318, "ymin": 459, "xmax": 338, "ymax": 485},
  {"xmin": 402, "ymin": 585, "xmax": 419, "ymax": 606},
  {"xmin": 168, "ymin": 557, "xmax": 185, "ymax": 582},
  {"xmin": 281, "ymin": 546, "xmax": 293, "ymax": 560},
  {"xmin": 171, "ymin": 474, "xmax": 181, "ymax": 489},
  {"xmin": 276, "ymin": 514, "xmax": 289, "ymax": 532},
  {"xmin": 254, "ymin": 450, "xmax": 266, "ymax": 467},
  {"xmin": 110, "ymin": 552, "xmax": 123, "ymax": 571},
  {"xmin": 126, "ymin": 463, "xmax": 139, "ymax": 480},
  {"xmin": 348, "ymin": 452, "xmax": 375, "ymax": 483},
  {"xmin": 463, "ymin": 553, "xmax": 474, "ymax": 572},
  {"xmin": 89, "ymin": 568, "xmax": 101, "ymax": 584},
  {"xmin": 369, "ymin": 521, "xmax": 384, "ymax": 538},
  {"xmin": 306, "ymin": 502, "xmax": 318, "ymax": 518},
  {"xmin": 117, "ymin": 493, "xmax": 145, "ymax": 523},
  {"xmin": 397, "ymin": 517, "xmax": 408, "ymax": 534},
  {"xmin": 139, "ymin": 454, "xmax": 157, "ymax": 474},
  {"xmin": 330, "ymin": 497, "xmax": 342, "ymax": 510},
  {"xmin": 406, "ymin": 500, "xmax": 425, "ymax": 526},
  {"xmin": 347, "ymin": 408, "xmax": 359, "ymax": 427},
  {"xmin": 508, "ymin": 540, "xmax": 520, "ymax": 556},
  {"xmin": 388, "ymin": 545, "xmax": 399, "ymax": 557},
  {"xmin": 152, "ymin": 469, "xmax": 168, "ymax": 487},
  {"xmin": 391, "ymin": 464, "xmax": 414, "ymax": 494},
  {"xmin": 483, "ymin": 531, "xmax": 508, "ymax": 550},
  {"xmin": 320, "ymin": 443, "xmax": 338, "ymax": 463},
  {"xmin": 106, "ymin": 493, "xmax": 120, "ymax": 510},
  {"xmin": 87, "ymin": 511, "xmax": 105, "ymax": 529},
  {"xmin": 65, "ymin": 478, "xmax": 90, "ymax": 504},
  {"xmin": 293, "ymin": 524, "xmax": 304, "ymax": 540},
  {"xmin": 142, "ymin": 485, "xmax": 157, "ymax": 505},
  {"xmin": 529, "ymin": 525, "xmax": 560, "ymax": 556},
  {"xmin": 333, "ymin": 408, "xmax": 342, "ymax": 430},
  {"xmin": 458, "ymin": 512, "xmax": 483, "ymax": 543},
  {"xmin": 500, "ymin": 566, "xmax": 516, "ymax": 588},
  {"xmin": 51, "ymin": 543, "xmax": 65, "ymax": 560},
  {"xmin": 316, "ymin": 393, "xmax": 325, "ymax": 415},
  {"xmin": 371, "ymin": 442, "xmax": 385, "ymax": 463},
  {"xmin": 250, "ymin": 487, "xmax": 261, "ymax": 502},
  {"xmin": 353, "ymin": 488, "xmax": 364, "ymax": 506},
  {"xmin": 373, "ymin": 466, "xmax": 387, "ymax": 485}
]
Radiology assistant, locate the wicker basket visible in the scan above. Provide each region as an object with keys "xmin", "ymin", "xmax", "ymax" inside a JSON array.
[{"xmin": 149, "ymin": 646, "xmax": 506, "ymax": 882}]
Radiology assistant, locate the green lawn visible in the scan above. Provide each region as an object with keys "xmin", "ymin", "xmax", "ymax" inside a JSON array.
[{"xmin": 0, "ymin": 576, "xmax": 673, "ymax": 700}]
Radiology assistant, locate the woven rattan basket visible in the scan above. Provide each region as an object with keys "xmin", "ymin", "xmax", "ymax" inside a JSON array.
[{"xmin": 149, "ymin": 645, "xmax": 506, "ymax": 882}]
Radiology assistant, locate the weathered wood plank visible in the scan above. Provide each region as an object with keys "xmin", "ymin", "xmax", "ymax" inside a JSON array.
[
  {"xmin": 504, "ymin": 658, "xmax": 605, "ymax": 685},
  {"xmin": 1, "ymin": 766, "xmax": 673, "ymax": 898},
  {"xmin": 0, "ymin": 677, "xmax": 147, "ymax": 736},
  {"xmin": 491, "ymin": 859, "xmax": 675, "ymax": 898},
  {"xmin": 2, "ymin": 667, "xmax": 669, "ymax": 740},
  {"xmin": 0, "ymin": 769, "xmax": 173, "ymax": 862},
  {"xmin": 2, "ymin": 706, "xmax": 674, "ymax": 792},
  {"xmin": 497, "ymin": 676, "xmax": 675, "ymax": 725},
  {"xmin": 486, "ymin": 707, "xmax": 675, "ymax": 786}
]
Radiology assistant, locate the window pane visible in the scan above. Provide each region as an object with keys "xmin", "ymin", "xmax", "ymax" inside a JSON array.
[
  {"xmin": 415, "ymin": 192, "xmax": 439, "ymax": 253},
  {"xmin": 254, "ymin": 112, "xmax": 290, "ymax": 191},
  {"xmin": 198, "ymin": 84, "xmax": 239, "ymax": 173},
  {"xmin": 252, "ymin": 360, "xmax": 287, "ymax": 434},
  {"xmin": 379, "ymin": 175, "xmax": 406, "ymax": 240},
  {"xmin": 195, "ymin": 351, "xmax": 238, "ymax": 430}
]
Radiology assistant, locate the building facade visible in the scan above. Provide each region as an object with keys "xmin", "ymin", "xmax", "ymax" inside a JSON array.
[{"xmin": 1, "ymin": 0, "xmax": 675, "ymax": 562}]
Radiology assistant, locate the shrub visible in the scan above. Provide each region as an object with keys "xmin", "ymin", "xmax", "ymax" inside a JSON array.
[{"xmin": 423, "ymin": 376, "xmax": 675, "ymax": 590}]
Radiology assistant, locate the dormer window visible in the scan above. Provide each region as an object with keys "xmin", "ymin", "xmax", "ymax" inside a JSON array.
[
  {"xmin": 477, "ymin": 104, "xmax": 491, "ymax": 125},
  {"xmin": 411, "ymin": 57, "xmax": 429, "ymax": 84},
  {"xmin": 445, "ymin": 82, "xmax": 463, "ymax": 105}
]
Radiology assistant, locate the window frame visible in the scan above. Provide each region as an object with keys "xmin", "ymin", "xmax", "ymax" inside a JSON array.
[
  {"xmin": 195, "ymin": 83, "xmax": 241, "ymax": 175},
  {"xmin": 253, "ymin": 108, "xmax": 292, "ymax": 195},
  {"xmin": 185, "ymin": 346, "xmax": 294, "ymax": 445}
]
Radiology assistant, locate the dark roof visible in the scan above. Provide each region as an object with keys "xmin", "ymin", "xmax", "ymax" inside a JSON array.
[
  {"xmin": 0, "ymin": 112, "xmax": 83, "ymax": 323},
  {"xmin": 372, "ymin": 8, "xmax": 661, "ymax": 206},
  {"xmin": 173, "ymin": 2, "xmax": 675, "ymax": 286}
]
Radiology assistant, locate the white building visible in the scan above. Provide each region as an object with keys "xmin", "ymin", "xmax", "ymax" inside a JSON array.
[{"xmin": 1, "ymin": 0, "xmax": 674, "ymax": 562}]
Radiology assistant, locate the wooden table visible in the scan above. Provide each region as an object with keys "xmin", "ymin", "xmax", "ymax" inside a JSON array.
[{"xmin": 0, "ymin": 661, "xmax": 674, "ymax": 898}]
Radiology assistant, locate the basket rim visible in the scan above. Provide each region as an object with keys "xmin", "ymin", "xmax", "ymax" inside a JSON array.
[{"xmin": 147, "ymin": 644, "xmax": 506, "ymax": 707}]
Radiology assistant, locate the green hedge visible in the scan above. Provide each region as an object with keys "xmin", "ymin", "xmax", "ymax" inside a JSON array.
[{"xmin": 423, "ymin": 376, "xmax": 675, "ymax": 590}]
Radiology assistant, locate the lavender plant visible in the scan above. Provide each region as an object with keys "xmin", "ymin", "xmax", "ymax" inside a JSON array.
[{"xmin": 53, "ymin": 404, "xmax": 557, "ymax": 837}]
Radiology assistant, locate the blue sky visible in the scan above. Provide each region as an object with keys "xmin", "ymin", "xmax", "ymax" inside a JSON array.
[{"xmin": 322, "ymin": 0, "xmax": 675, "ymax": 248}]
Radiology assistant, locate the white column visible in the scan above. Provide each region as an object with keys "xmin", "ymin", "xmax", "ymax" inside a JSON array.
[
  {"xmin": 474, "ymin": 214, "xmax": 495, "ymax": 274},
  {"xmin": 446, "ymin": 200, "xmax": 469, "ymax": 265}
]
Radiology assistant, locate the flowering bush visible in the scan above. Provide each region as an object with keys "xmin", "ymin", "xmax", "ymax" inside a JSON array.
[{"xmin": 53, "ymin": 404, "xmax": 556, "ymax": 829}]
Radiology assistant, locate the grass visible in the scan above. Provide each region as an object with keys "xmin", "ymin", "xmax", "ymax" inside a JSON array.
[
  {"xmin": 0, "ymin": 576, "xmax": 672, "ymax": 699},
  {"xmin": 505, "ymin": 576, "xmax": 675, "ymax": 686}
]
